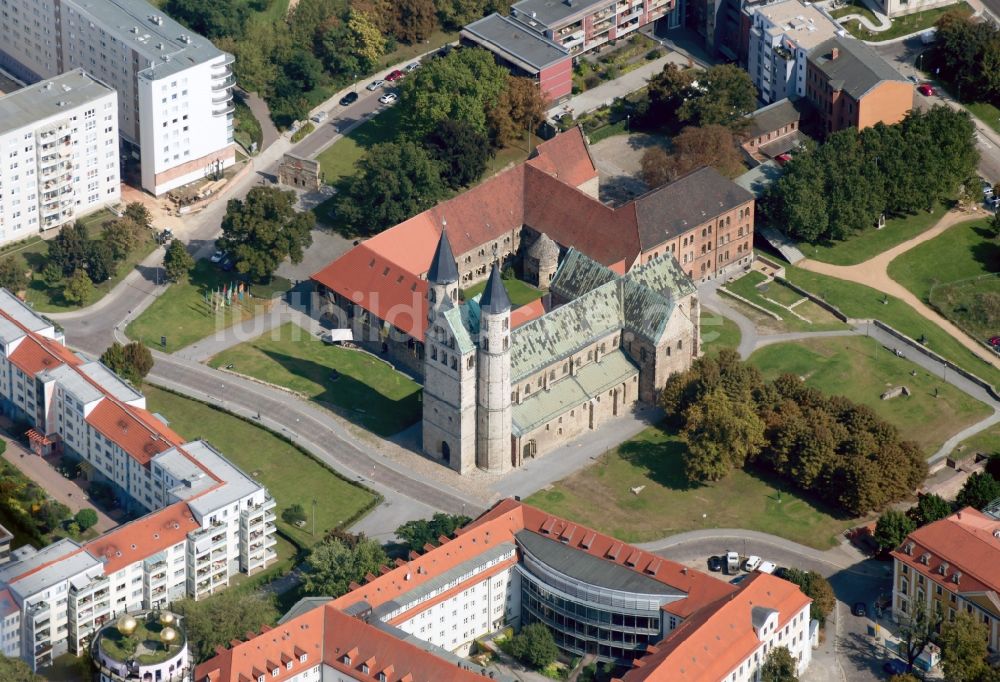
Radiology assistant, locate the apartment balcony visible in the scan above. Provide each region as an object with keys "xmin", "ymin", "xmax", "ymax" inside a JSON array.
[
  {"xmin": 592, "ymin": 19, "xmax": 614, "ymax": 34},
  {"xmin": 211, "ymin": 75, "xmax": 235, "ymax": 91},
  {"xmin": 212, "ymin": 90, "xmax": 232, "ymax": 105},
  {"xmin": 212, "ymin": 102, "xmax": 236, "ymax": 117}
]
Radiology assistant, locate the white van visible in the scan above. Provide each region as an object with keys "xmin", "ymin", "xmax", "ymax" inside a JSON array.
[
  {"xmin": 726, "ymin": 551, "xmax": 740, "ymax": 574},
  {"xmin": 744, "ymin": 555, "xmax": 762, "ymax": 572}
]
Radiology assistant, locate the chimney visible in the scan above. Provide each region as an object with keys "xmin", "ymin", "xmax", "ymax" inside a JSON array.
[{"xmin": 830, "ymin": 47, "xmax": 839, "ymax": 60}]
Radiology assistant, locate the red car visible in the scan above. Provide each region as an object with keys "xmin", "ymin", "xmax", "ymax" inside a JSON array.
[
  {"xmin": 989, "ymin": 336, "xmax": 1000, "ymax": 349},
  {"xmin": 917, "ymin": 83, "xmax": 935, "ymax": 96},
  {"xmin": 386, "ymin": 69, "xmax": 405, "ymax": 82}
]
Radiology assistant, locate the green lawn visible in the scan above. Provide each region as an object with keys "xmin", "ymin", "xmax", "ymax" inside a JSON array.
[
  {"xmin": 126, "ymin": 260, "xmax": 290, "ymax": 352},
  {"xmin": 462, "ymin": 276, "xmax": 543, "ymax": 308},
  {"xmin": 887, "ymin": 217, "xmax": 996, "ymax": 302},
  {"xmin": 750, "ymin": 337, "xmax": 990, "ymax": 455},
  {"xmin": 950, "ymin": 423, "xmax": 1000, "ymax": 460},
  {"xmin": 207, "ymin": 322, "xmax": 422, "ymax": 437},
  {"xmin": 783, "ymin": 265, "xmax": 1000, "ymax": 389},
  {"xmin": 929, "ymin": 276, "xmax": 1000, "ymax": 342},
  {"xmin": 966, "ymin": 101, "xmax": 1000, "ymax": 136},
  {"xmin": 22, "ymin": 209, "xmax": 160, "ymax": 312},
  {"xmin": 526, "ymin": 426, "xmax": 860, "ymax": 549},
  {"xmin": 315, "ymin": 104, "xmax": 403, "ymax": 185},
  {"xmin": 143, "ymin": 385, "xmax": 377, "ymax": 548},
  {"xmin": 843, "ymin": 1, "xmax": 972, "ymax": 40},
  {"xmin": 796, "ymin": 203, "xmax": 951, "ymax": 266},
  {"xmin": 379, "ymin": 30, "xmax": 457, "ymax": 69},
  {"xmin": 700, "ymin": 308, "xmax": 741, "ymax": 355},
  {"xmin": 828, "ymin": 0, "xmax": 879, "ymax": 23},
  {"xmin": 723, "ymin": 271, "xmax": 848, "ymax": 332}
]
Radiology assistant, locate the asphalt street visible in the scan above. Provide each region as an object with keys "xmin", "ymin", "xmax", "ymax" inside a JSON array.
[{"xmin": 291, "ymin": 80, "xmax": 401, "ymax": 161}]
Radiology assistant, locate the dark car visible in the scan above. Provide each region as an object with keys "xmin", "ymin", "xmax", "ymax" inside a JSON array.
[
  {"xmin": 339, "ymin": 92, "xmax": 359, "ymax": 106},
  {"xmin": 220, "ymin": 256, "xmax": 235, "ymax": 272},
  {"xmin": 883, "ymin": 659, "xmax": 907, "ymax": 676},
  {"xmin": 853, "ymin": 602, "xmax": 867, "ymax": 617},
  {"xmin": 990, "ymin": 336, "xmax": 1000, "ymax": 348},
  {"xmin": 385, "ymin": 69, "xmax": 404, "ymax": 82},
  {"xmin": 707, "ymin": 556, "xmax": 723, "ymax": 572}
]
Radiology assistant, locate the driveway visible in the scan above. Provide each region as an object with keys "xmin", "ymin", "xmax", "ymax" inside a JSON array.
[{"xmin": 588, "ymin": 133, "xmax": 668, "ymax": 204}]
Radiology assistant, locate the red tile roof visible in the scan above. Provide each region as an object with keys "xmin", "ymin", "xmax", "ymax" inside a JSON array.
[
  {"xmin": 85, "ymin": 501, "xmax": 200, "ymax": 573},
  {"xmin": 7, "ymin": 335, "xmax": 77, "ymax": 375},
  {"xmin": 511, "ymin": 299, "xmax": 546, "ymax": 328},
  {"xmin": 622, "ymin": 573, "xmax": 811, "ymax": 681},
  {"xmin": 86, "ymin": 399, "xmax": 178, "ymax": 466},
  {"xmin": 891, "ymin": 507, "xmax": 1000, "ymax": 596},
  {"xmin": 527, "ymin": 127, "xmax": 599, "ymax": 187}
]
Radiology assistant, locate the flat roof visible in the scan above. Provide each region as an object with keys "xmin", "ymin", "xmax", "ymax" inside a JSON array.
[
  {"xmin": 0, "ymin": 290, "xmax": 54, "ymax": 335},
  {"xmin": 510, "ymin": 0, "xmax": 607, "ymax": 28},
  {"xmin": 462, "ymin": 14, "xmax": 570, "ymax": 71},
  {"xmin": 0, "ymin": 540, "xmax": 102, "ymax": 601},
  {"xmin": 181, "ymin": 441, "xmax": 263, "ymax": 519},
  {"xmin": 516, "ymin": 530, "xmax": 684, "ymax": 597},
  {"xmin": 751, "ymin": 0, "xmax": 841, "ymax": 50},
  {"xmin": 78, "ymin": 361, "xmax": 144, "ymax": 404},
  {"xmin": 0, "ymin": 69, "xmax": 115, "ymax": 137},
  {"xmin": 64, "ymin": 0, "xmax": 227, "ymax": 78}
]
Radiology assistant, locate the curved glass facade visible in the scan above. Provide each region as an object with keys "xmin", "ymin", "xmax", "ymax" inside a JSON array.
[{"xmin": 517, "ymin": 545, "xmax": 675, "ymax": 664}]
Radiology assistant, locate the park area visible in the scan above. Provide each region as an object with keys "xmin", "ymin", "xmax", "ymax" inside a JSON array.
[
  {"xmin": 749, "ymin": 337, "xmax": 991, "ymax": 455},
  {"xmin": 722, "ymin": 271, "xmax": 849, "ymax": 333},
  {"xmin": 207, "ymin": 322, "xmax": 422, "ymax": 437},
  {"xmin": 839, "ymin": 1, "xmax": 972, "ymax": 41},
  {"xmin": 700, "ymin": 309, "xmax": 741, "ymax": 356},
  {"xmin": 143, "ymin": 385, "xmax": 378, "ymax": 549},
  {"xmin": 526, "ymin": 426, "xmax": 859, "ymax": 550},
  {"xmin": 126, "ymin": 260, "xmax": 290, "ymax": 352},
  {"xmin": 887, "ymin": 217, "xmax": 1000, "ymax": 345}
]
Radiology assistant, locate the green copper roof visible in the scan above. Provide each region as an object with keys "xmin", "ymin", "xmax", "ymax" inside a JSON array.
[{"xmin": 549, "ymin": 248, "xmax": 618, "ymax": 302}]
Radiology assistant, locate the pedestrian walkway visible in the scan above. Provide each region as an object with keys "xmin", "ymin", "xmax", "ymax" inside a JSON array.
[{"xmin": 832, "ymin": 0, "xmax": 891, "ymax": 32}]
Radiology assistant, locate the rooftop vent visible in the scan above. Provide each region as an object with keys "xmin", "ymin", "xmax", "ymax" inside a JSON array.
[
  {"xmin": 149, "ymin": 14, "xmax": 164, "ymax": 25},
  {"xmin": 179, "ymin": 34, "xmax": 191, "ymax": 44}
]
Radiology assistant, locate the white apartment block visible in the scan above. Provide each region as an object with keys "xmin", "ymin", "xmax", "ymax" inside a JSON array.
[
  {"xmin": 746, "ymin": 0, "xmax": 842, "ymax": 104},
  {"xmin": 0, "ymin": 289, "xmax": 276, "ymax": 670},
  {"xmin": 0, "ymin": 0, "xmax": 236, "ymax": 196},
  {"xmin": 0, "ymin": 69, "xmax": 120, "ymax": 245}
]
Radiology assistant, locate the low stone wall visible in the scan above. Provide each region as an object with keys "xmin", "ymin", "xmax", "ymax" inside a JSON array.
[
  {"xmin": 717, "ymin": 286, "xmax": 782, "ymax": 320},
  {"xmin": 775, "ymin": 277, "xmax": 850, "ymax": 322}
]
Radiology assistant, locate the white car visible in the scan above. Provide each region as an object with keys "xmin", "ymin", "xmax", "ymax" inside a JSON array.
[
  {"xmin": 366, "ymin": 80, "xmax": 385, "ymax": 91},
  {"xmin": 378, "ymin": 92, "xmax": 398, "ymax": 105},
  {"xmin": 744, "ymin": 555, "xmax": 762, "ymax": 572},
  {"xmin": 210, "ymin": 250, "xmax": 226, "ymax": 264},
  {"xmin": 757, "ymin": 561, "xmax": 777, "ymax": 575},
  {"xmin": 405, "ymin": 62, "xmax": 420, "ymax": 72},
  {"xmin": 310, "ymin": 111, "xmax": 328, "ymax": 124}
]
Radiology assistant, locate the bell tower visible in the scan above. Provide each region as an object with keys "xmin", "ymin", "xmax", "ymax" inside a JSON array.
[{"xmin": 476, "ymin": 263, "xmax": 513, "ymax": 473}]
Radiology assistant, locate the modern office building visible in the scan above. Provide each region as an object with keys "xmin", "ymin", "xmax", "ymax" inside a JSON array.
[
  {"xmin": 197, "ymin": 499, "xmax": 814, "ymax": 682},
  {"xmin": 891, "ymin": 507, "xmax": 1000, "ymax": 653},
  {"xmin": 870, "ymin": 0, "xmax": 957, "ymax": 17},
  {"xmin": 745, "ymin": 0, "xmax": 842, "ymax": 104},
  {"xmin": 0, "ymin": 69, "xmax": 120, "ymax": 246},
  {"xmin": 805, "ymin": 36, "xmax": 913, "ymax": 135},
  {"xmin": 0, "ymin": 0, "xmax": 236, "ymax": 195},
  {"xmin": 0, "ymin": 289, "xmax": 276, "ymax": 670}
]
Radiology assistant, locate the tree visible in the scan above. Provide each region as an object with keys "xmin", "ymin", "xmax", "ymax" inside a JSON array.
[
  {"xmin": 939, "ymin": 611, "xmax": 990, "ymax": 682},
  {"xmin": 956, "ymin": 471, "xmax": 1000, "ymax": 510},
  {"xmin": 36, "ymin": 500, "xmax": 71, "ymax": 532},
  {"xmin": 899, "ymin": 600, "xmax": 942, "ymax": 672},
  {"xmin": 101, "ymin": 341, "xmax": 154, "ymax": 384},
  {"xmin": 302, "ymin": 535, "xmax": 388, "ymax": 597},
  {"xmin": 102, "ymin": 218, "xmax": 142, "ymax": 261},
  {"xmin": 86, "ymin": 240, "xmax": 116, "ymax": 283},
  {"xmin": 645, "ymin": 62, "xmax": 694, "ymax": 129},
  {"xmin": 320, "ymin": 10, "xmax": 385, "ymax": 76},
  {"xmin": 48, "ymin": 221, "xmax": 90, "ymax": 275},
  {"xmin": 678, "ymin": 64, "xmax": 757, "ymax": 129},
  {"xmin": 640, "ymin": 146, "xmax": 673, "ymax": 188},
  {"xmin": 398, "ymin": 47, "xmax": 509, "ymax": 139},
  {"xmin": 680, "ymin": 387, "xmax": 765, "ymax": 482},
  {"xmin": 396, "ymin": 513, "xmax": 472, "ymax": 552},
  {"xmin": 760, "ymin": 646, "xmax": 798, "ymax": 682},
  {"xmin": 641, "ymin": 125, "xmax": 744, "ymax": 187},
  {"xmin": 425, "ymin": 119, "xmax": 491, "ymax": 189},
  {"xmin": 0, "ymin": 254, "xmax": 29, "ymax": 293},
  {"xmin": 490, "ymin": 75, "xmax": 548, "ymax": 147},
  {"xmin": 163, "ymin": 240, "xmax": 195, "ymax": 283},
  {"xmin": 336, "ymin": 141, "xmax": 447, "ymax": 236},
  {"xmin": 173, "ymin": 591, "xmax": 279, "ymax": 662},
  {"xmin": 393, "ymin": 0, "xmax": 436, "ymax": 43},
  {"xmin": 0, "ymin": 654, "xmax": 42, "ymax": 681},
  {"xmin": 911, "ymin": 493, "xmax": 953, "ymax": 527},
  {"xmin": 783, "ymin": 569, "xmax": 835, "ymax": 625},
  {"xmin": 124, "ymin": 202, "xmax": 153, "ymax": 231},
  {"xmin": 42, "ymin": 262, "xmax": 62, "ymax": 287},
  {"xmin": 218, "ymin": 186, "xmax": 314, "ymax": 282},
  {"xmin": 874, "ymin": 509, "xmax": 916, "ymax": 553},
  {"xmin": 989, "ymin": 210, "xmax": 1000, "ymax": 240},
  {"xmin": 63, "ymin": 269, "xmax": 93, "ymax": 305},
  {"xmin": 282, "ymin": 503, "xmax": 308, "ymax": 526},
  {"xmin": 509, "ymin": 623, "xmax": 559, "ymax": 668},
  {"xmin": 74, "ymin": 508, "xmax": 98, "ymax": 531},
  {"xmin": 163, "ymin": 0, "xmax": 250, "ymax": 39}
]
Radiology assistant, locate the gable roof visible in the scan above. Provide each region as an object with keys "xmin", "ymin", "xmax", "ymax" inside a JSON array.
[
  {"xmin": 808, "ymin": 36, "xmax": 908, "ymax": 100},
  {"xmin": 745, "ymin": 97, "xmax": 806, "ymax": 138},
  {"xmin": 86, "ymin": 399, "xmax": 178, "ymax": 466}
]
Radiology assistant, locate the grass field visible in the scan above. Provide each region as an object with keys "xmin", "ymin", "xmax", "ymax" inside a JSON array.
[
  {"xmin": 126, "ymin": 260, "xmax": 290, "ymax": 352},
  {"xmin": 950, "ymin": 423, "xmax": 1000, "ymax": 460},
  {"xmin": 315, "ymin": 104, "xmax": 403, "ymax": 184},
  {"xmin": 842, "ymin": 1, "xmax": 972, "ymax": 40},
  {"xmin": 930, "ymin": 276, "xmax": 1000, "ymax": 342},
  {"xmin": 828, "ymin": 0, "xmax": 879, "ymax": 22},
  {"xmin": 700, "ymin": 309, "xmax": 741, "ymax": 355},
  {"xmin": 887, "ymin": 217, "xmax": 996, "ymax": 302},
  {"xmin": 783, "ymin": 266, "xmax": 1000, "ymax": 390},
  {"xmin": 526, "ymin": 426, "xmax": 859, "ymax": 549},
  {"xmin": 143, "ymin": 386, "xmax": 377, "ymax": 548},
  {"xmin": 723, "ymin": 271, "xmax": 848, "ymax": 333},
  {"xmin": 966, "ymin": 101, "xmax": 1000, "ymax": 136},
  {"xmin": 796, "ymin": 202, "xmax": 951, "ymax": 266},
  {"xmin": 462, "ymin": 276, "xmax": 543, "ymax": 308},
  {"xmin": 22, "ymin": 209, "xmax": 159, "ymax": 312},
  {"xmin": 207, "ymin": 322, "xmax": 422, "ymax": 436},
  {"xmin": 750, "ymin": 337, "xmax": 990, "ymax": 455}
]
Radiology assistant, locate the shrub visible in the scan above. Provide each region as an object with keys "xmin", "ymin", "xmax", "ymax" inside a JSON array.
[
  {"xmin": 75, "ymin": 508, "xmax": 99, "ymax": 531},
  {"xmin": 290, "ymin": 122, "xmax": 315, "ymax": 144},
  {"xmin": 646, "ymin": 49, "xmax": 662, "ymax": 60}
]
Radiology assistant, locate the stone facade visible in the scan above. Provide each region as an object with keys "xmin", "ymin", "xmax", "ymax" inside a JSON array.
[{"xmin": 278, "ymin": 153, "xmax": 322, "ymax": 190}]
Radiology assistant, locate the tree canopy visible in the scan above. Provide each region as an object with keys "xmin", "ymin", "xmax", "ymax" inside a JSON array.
[
  {"xmin": 74, "ymin": 508, "xmax": 98, "ymax": 531},
  {"xmin": 174, "ymin": 591, "xmax": 279, "ymax": 662},
  {"xmin": 874, "ymin": 509, "xmax": 916, "ymax": 553},
  {"xmin": 641, "ymin": 125, "xmax": 745, "ymax": 188},
  {"xmin": 783, "ymin": 569, "xmax": 835, "ymax": 625},
  {"xmin": 939, "ymin": 611, "xmax": 990, "ymax": 682},
  {"xmin": 678, "ymin": 64, "xmax": 757, "ymax": 129},
  {"xmin": 761, "ymin": 646, "xmax": 799, "ymax": 682},
  {"xmin": 101, "ymin": 341, "xmax": 154, "ymax": 385},
  {"xmin": 395, "ymin": 513, "xmax": 472, "ymax": 552},
  {"xmin": 956, "ymin": 471, "xmax": 1000, "ymax": 510},
  {"xmin": 163, "ymin": 240, "xmax": 195, "ymax": 283},
  {"xmin": 509, "ymin": 623, "xmax": 559, "ymax": 669},
  {"xmin": 910, "ymin": 493, "xmax": 953, "ymax": 527},
  {"xmin": 63, "ymin": 269, "xmax": 93, "ymax": 305},
  {"xmin": 425, "ymin": 119, "xmax": 492, "ymax": 190},
  {"xmin": 0, "ymin": 654, "xmax": 42, "ymax": 681},
  {"xmin": 219, "ymin": 186, "xmax": 313, "ymax": 282},
  {"xmin": 0, "ymin": 255, "xmax": 29, "ymax": 293},
  {"xmin": 934, "ymin": 11, "xmax": 1000, "ymax": 104},
  {"xmin": 302, "ymin": 535, "xmax": 388, "ymax": 597}
]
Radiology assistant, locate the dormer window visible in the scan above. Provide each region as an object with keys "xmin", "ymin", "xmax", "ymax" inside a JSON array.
[
  {"xmin": 285, "ymin": 661, "xmax": 293, "ymax": 670},
  {"xmin": 378, "ymin": 674, "xmax": 387, "ymax": 682},
  {"xmin": 299, "ymin": 654, "xmax": 307, "ymax": 663},
  {"xmin": 362, "ymin": 664, "xmax": 369, "ymax": 673},
  {"xmin": 272, "ymin": 668, "xmax": 279, "ymax": 677},
  {"xmin": 258, "ymin": 676, "xmax": 265, "ymax": 682},
  {"xmin": 343, "ymin": 655, "xmax": 351, "ymax": 665}
]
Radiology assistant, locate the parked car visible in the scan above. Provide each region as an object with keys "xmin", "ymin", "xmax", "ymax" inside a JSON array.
[
  {"xmin": 378, "ymin": 92, "xmax": 398, "ymax": 105},
  {"xmin": 220, "ymin": 255, "xmax": 234, "ymax": 272},
  {"xmin": 917, "ymin": 83, "xmax": 935, "ymax": 96},
  {"xmin": 906, "ymin": 74, "xmax": 919, "ymax": 83},
  {"xmin": 310, "ymin": 111, "xmax": 328, "ymax": 124},
  {"xmin": 405, "ymin": 62, "xmax": 420, "ymax": 72},
  {"xmin": 883, "ymin": 659, "xmax": 907, "ymax": 675},
  {"xmin": 989, "ymin": 336, "xmax": 1000, "ymax": 349},
  {"xmin": 155, "ymin": 229, "xmax": 173, "ymax": 244},
  {"xmin": 730, "ymin": 574, "xmax": 748, "ymax": 585},
  {"xmin": 744, "ymin": 555, "xmax": 762, "ymax": 572},
  {"xmin": 707, "ymin": 556, "xmax": 723, "ymax": 572},
  {"xmin": 366, "ymin": 80, "xmax": 385, "ymax": 91},
  {"xmin": 210, "ymin": 250, "xmax": 226, "ymax": 264},
  {"xmin": 385, "ymin": 69, "xmax": 404, "ymax": 82},
  {"xmin": 757, "ymin": 561, "xmax": 777, "ymax": 574},
  {"xmin": 339, "ymin": 92, "xmax": 359, "ymax": 106},
  {"xmin": 983, "ymin": 178, "xmax": 995, "ymax": 197},
  {"xmin": 775, "ymin": 153, "xmax": 792, "ymax": 166},
  {"xmin": 853, "ymin": 602, "xmax": 868, "ymax": 617},
  {"xmin": 725, "ymin": 551, "xmax": 740, "ymax": 574}
]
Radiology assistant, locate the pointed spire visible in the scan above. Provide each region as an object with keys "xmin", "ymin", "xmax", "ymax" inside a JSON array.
[
  {"xmin": 427, "ymin": 229, "xmax": 459, "ymax": 284},
  {"xmin": 479, "ymin": 262, "xmax": 510, "ymax": 314}
]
